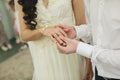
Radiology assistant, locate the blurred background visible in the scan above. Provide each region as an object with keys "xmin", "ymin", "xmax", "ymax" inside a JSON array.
[{"xmin": 0, "ymin": 0, "xmax": 33, "ymax": 80}]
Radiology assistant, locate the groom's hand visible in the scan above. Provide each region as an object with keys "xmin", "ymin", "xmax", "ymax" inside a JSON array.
[
  {"xmin": 56, "ymin": 36, "xmax": 79, "ymax": 54},
  {"xmin": 55, "ymin": 25, "xmax": 76, "ymax": 39}
]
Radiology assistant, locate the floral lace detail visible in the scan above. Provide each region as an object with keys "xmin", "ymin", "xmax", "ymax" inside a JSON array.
[{"xmin": 36, "ymin": 0, "xmax": 74, "ymax": 28}]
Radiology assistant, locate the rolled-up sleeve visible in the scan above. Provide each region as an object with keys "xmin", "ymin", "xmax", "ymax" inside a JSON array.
[{"xmin": 74, "ymin": 24, "xmax": 92, "ymax": 43}]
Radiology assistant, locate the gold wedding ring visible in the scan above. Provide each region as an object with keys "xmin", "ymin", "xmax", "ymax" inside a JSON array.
[
  {"xmin": 53, "ymin": 33, "xmax": 67, "ymax": 47},
  {"xmin": 53, "ymin": 33, "xmax": 59, "ymax": 37},
  {"xmin": 61, "ymin": 42, "xmax": 67, "ymax": 47},
  {"xmin": 54, "ymin": 33, "xmax": 57, "ymax": 36}
]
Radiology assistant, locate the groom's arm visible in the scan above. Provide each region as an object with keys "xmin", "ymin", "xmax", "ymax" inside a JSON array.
[{"xmin": 74, "ymin": 24, "xmax": 92, "ymax": 43}]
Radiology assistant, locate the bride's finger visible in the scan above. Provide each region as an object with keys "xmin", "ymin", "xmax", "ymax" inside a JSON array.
[
  {"xmin": 53, "ymin": 34, "xmax": 64, "ymax": 45},
  {"xmin": 50, "ymin": 35, "xmax": 57, "ymax": 43},
  {"xmin": 58, "ymin": 28, "xmax": 67, "ymax": 37}
]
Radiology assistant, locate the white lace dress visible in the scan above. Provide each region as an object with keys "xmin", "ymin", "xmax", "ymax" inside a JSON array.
[{"xmin": 28, "ymin": 0, "xmax": 84, "ymax": 80}]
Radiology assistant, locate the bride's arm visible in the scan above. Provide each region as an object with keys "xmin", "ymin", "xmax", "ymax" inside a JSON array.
[
  {"xmin": 72, "ymin": 0, "xmax": 86, "ymax": 25},
  {"xmin": 16, "ymin": 1, "xmax": 66, "ymax": 42},
  {"xmin": 16, "ymin": 1, "xmax": 43, "ymax": 42}
]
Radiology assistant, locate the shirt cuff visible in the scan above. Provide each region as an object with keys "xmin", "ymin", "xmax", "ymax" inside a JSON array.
[
  {"xmin": 74, "ymin": 25, "xmax": 88, "ymax": 39},
  {"xmin": 74, "ymin": 26, "xmax": 80, "ymax": 39},
  {"xmin": 76, "ymin": 42, "xmax": 94, "ymax": 58}
]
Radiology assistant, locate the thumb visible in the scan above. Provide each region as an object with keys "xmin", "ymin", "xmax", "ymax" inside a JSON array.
[{"xmin": 58, "ymin": 25, "xmax": 67, "ymax": 29}]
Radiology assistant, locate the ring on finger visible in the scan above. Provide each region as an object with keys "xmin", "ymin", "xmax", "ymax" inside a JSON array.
[{"xmin": 53, "ymin": 33, "xmax": 59, "ymax": 37}]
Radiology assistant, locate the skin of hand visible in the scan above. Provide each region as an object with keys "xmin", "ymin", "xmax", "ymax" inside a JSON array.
[
  {"xmin": 56, "ymin": 36, "xmax": 79, "ymax": 54},
  {"xmin": 55, "ymin": 25, "xmax": 76, "ymax": 39},
  {"xmin": 83, "ymin": 58, "xmax": 93, "ymax": 80},
  {"xmin": 42, "ymin": 26, "xmax": 67, "ymax": 45}
]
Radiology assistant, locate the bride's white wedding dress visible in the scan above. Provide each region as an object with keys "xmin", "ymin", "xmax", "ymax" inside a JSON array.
[{"xmin": 28, "ymin": 0, "xmax": 84, "ymax": 80}]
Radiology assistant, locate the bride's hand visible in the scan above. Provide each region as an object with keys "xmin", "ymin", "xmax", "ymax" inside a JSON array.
[{"xmin": 42, "ymin": 27, "xmax": 67, "ymax": 44}]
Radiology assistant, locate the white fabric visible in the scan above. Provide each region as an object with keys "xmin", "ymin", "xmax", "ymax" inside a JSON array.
[
  {"xmin": 83, "ymin": 0, "xmax": 90, "ymax": 23},
  {"xmin": 28, "ymin": 0, "xmax": 84, "ymax": 80},
  {"xmin": 74, "ymin": 25, "xmax": 92, "ymax": 43},
  {"xmin": 76, "ymin": 0, "xmax": 120, "ymax": 79},
  {"xmin": 76, "ymin": 42, "xmax": 93, "ymax": 58}
]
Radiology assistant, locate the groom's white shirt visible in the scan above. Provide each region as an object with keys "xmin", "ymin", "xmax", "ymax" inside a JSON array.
[
  {"xmin": 75, "ymin": 0, "xmax": 120, "ymax": 79},
  {"xmin": 83, "ymin": 0, "xmax": 90, "ymax": 23}
]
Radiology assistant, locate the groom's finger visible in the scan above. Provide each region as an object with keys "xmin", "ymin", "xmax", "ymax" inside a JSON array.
[
  {"xmin": 57, "ymin": 25, "xmax": 66, "ymax": 29},
  {"xmin": 55, "ymin": 24, "xmax": 63, "ymax": 28},
  {"xmin": 56, "ymin": 25, "xmax": 70, "ymax": 33}
]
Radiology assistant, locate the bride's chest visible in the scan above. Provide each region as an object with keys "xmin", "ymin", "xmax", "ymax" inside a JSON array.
[{"xmin": 37, "ymin": 0, "xmax": 72, "ymax": 11}]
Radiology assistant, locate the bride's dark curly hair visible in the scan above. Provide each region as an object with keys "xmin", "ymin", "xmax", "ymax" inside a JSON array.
[{"xmin": 18, "ymin": 0, "xmax": 38, "ymax": 30}]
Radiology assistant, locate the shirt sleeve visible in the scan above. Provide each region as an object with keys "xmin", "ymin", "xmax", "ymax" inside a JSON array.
[
  {"xmin": 91, "ymin": 46, "xmax": 120, "ymax": 74},
  {"xmin": 76, "ymin": 42, "xmax": 120, "ymax": 74},
  {"xmin": 76, "ymin": 42, "xmax": 94, "ymax": 58},
  {"xmin": 74, "ymin": 24, "xmax": 92, "ymax": 43}
]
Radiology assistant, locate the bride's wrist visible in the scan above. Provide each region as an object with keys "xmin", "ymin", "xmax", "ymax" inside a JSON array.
[
  {"xmin": 38, "ymin": 25, "xmax": 48, "ymax": 35},
  {"xmin": 38, "ymin": 27, "xmax": 46, "ymax": 35}
]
